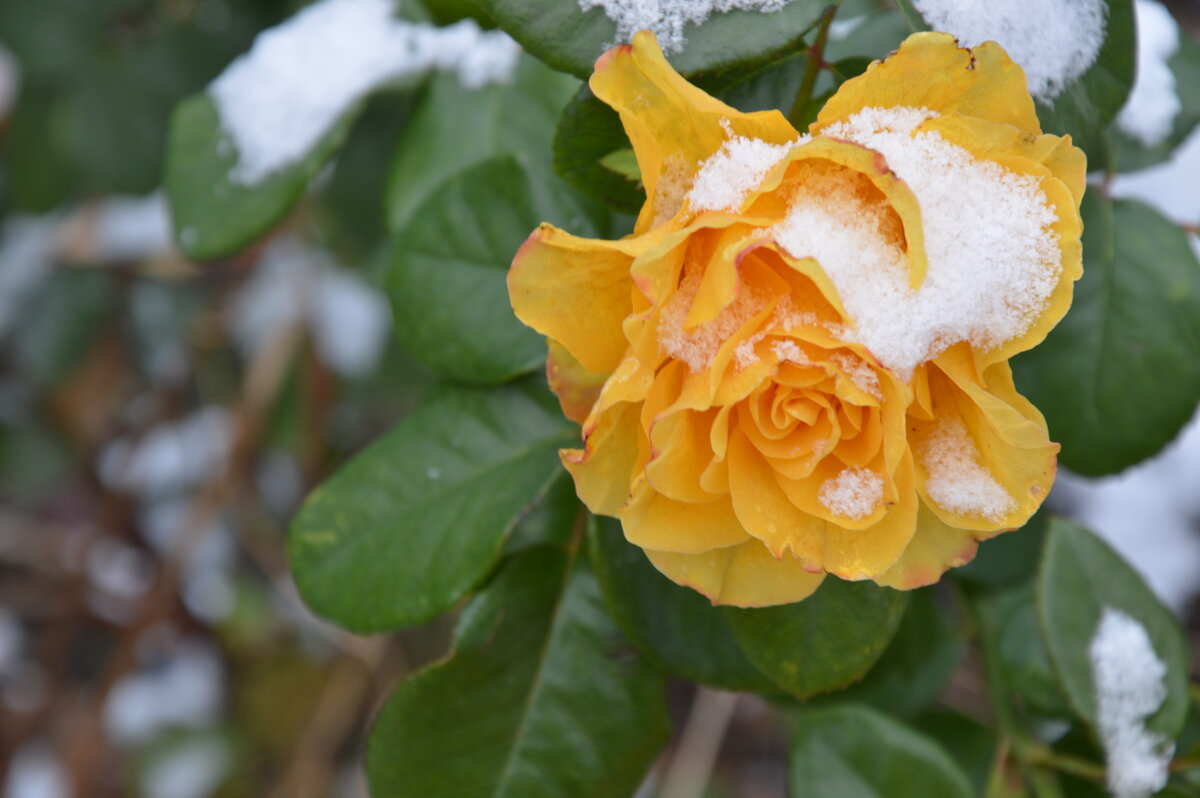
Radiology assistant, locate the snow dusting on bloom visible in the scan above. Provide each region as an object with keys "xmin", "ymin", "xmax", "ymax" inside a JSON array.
[
  {"xmin": 819, "ymin": 467, "xmax": 884, "ymax": 519},
  {"xmin": 911, "ymin": 0, "xmax": 1106, "ymax": 102},
  {"xmin": 210, "ymin": 0, "xmax": 520, "ymax": 183},
  {"xmin": 773, "ymin": 106, "xmax": 1059, "ymax": 378},
  {"xmin": 580, "ymin": 0, "xmax": 792, "ymax": 53},
  {"xmin": 1117, "ymin": 0, "xmax": 1181, "ymax": 146},
  {"xmin": 1089, "ymin": 607, "xmax": 1174, "ymax": 798},
  {"xmin": 687, "ymin": 123, "xmax": 807, "ymax": 213},
  {"xmin": 919, "ymin": 417, "xmax": 1015, "ymax": 521}
]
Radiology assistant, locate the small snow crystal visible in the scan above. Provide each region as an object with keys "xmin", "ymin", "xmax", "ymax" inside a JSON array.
[
  {"xmin": 1117, "ymin": 0, "xmax": 1181, "ymax": 147},
  {"xmin": 911, "ymin": 0, "xmax": 1106, "ymax": 102},
  {"xmin": 919, "ymin": 418, "xmax": 1015, "ymax": 521},
  {"xmin": 688, "ymin": 125, "xmax": 807, "ymax": 213},
  {"xmin": 658, "ymin": 266, "xmax": 771, "ymax": 372},
  {"xmin": 580, "ymin": 0, "xmax": 793, "ymax": 53},
  {"xmin": 1089, "ymin": 607, "xmax": 1174, "ymax": 798},
  {"xmin": 819, "ymin": 467, "xmax": 884, "ymax": 519},
  {"xmin": 211, "ymin": 0, "xmax": 520, "ymax": 183},
  {"xmin": 773, "ymin": 106, "xmax": 1058, "ymax": 378}
]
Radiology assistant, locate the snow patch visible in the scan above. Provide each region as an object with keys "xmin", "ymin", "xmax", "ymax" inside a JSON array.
[
  {"xmin": 688, "ymin": 124, "xmax": 806, "ymax": 213},
  {"xmin": 98, "ymin": 407, "xmax": 233, "ymax": 498},
  {"xmin": 1088, "ymin": 607, "xmax": 1173, "ymax": 798},
  {"xmin": 911, "ymin": 0, "xmax": 1106, "ymax": 102},
  {"xmin": 142, "ymin": 739, "xmax": 232, "ymax": 798},
  {"xmin": 919, "ymin": 417, "xmax": 1015, "ymax": 521},
  {"xmin": 819, "ymin": 467, "xmax": 884, "ymax": 519},
  {"xmin": 580, "ymin": 0, "xmax": 792, "ymax": 53},
  {"xmin": 1117, "ymin": 0, "xmax": 1181, "ymax": 147},
  {"xmin": 4, "ymin": 743, "xmax": 68, "ymax": 798},
  {"xmin": 774, "ymin": 106, "xmax": 1059, "ymax": 378},
  {"xmin": 211, "ymin": 0, "xmax": 520, "ymax": 183},
  {"xmin": 104, "ymin": 640, "xmax": 224, "ymax": 745}
]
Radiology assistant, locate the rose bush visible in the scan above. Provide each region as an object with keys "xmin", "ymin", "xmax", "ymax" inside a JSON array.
[{"xmin": 509, "ymin": 31, "xmax": 1084, "ymax": 607}]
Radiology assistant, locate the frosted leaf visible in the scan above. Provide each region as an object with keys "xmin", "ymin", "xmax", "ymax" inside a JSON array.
[
  {"xmin": 210, "ymin": 0, "xmax": 520, "ymax": 183},
  {"xmin": 1088, "ymin": 607, "xmax": 1174, "ymax": 798},
  {"xmin": 919, "ymin": 417, "xmax": 1015, "ymax": 521},
  {"xmin": 1116, "ymin": 0, "xmax": 1181, "ymax": 147},
  {"xmin": 580, "ymin": 0, "xmax": 792, "ymax": 53},
  {"xmin": 819, "ymin": 467, "xmax": 884, "ymax": 519},
  {"xmin": 911, "ymin": 0, "xmax": 1106, "ymax": 102}
]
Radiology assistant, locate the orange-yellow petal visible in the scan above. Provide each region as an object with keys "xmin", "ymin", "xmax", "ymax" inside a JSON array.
[
  {"xmin": 621, "ymin": 479, "xmax": 749, "ymax": 553},
  {"xmin": 815, "ymin": 32, "xmax": 1041, "ymax": 136},
  {"xmin": 590, "ymin": 30, "xmax": 798, "ymax": 233},
  {"xmin": 875, "ymin": 504, "xmax": 979, "ymax": 590},
  {"xmin": 508, "ymin": 224, "xmax": 639, "ymax": 374},
  {"xmin": 644, "ymin": 541, "xmax": 825, "ymax": 607},
  {"xmin": 546, "ymin": 339, "xmax": 608, "ymax": 424},
  {"xmin": 562, "ymin": 401, "xmax": 641, "ymax": 516}
]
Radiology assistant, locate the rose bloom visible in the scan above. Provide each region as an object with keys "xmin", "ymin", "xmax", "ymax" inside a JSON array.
[{"xmin": 508, "ymin": 31, "xmax": 1084, "ymax": 606}]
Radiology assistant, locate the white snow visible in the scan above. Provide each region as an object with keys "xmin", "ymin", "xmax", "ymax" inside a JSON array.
[
  {"xmin": 1053, "ymin": 411, "xmax": 1200, "ymax": 614},
  {"xmin": 911, "ymin": 0, "xmax": 1107, "ymax": 102},
  {"xmin": 104, "ymin": 640, "xmax": 224, "ymax": 745},
  {"xmin": 579, "ymin": 0, "xmax": 792, "ymax": 53},
  {"xmin": 85, "ymin": 193, "xmax": 175, "ymax": 262},
  {"xmin": 1088, "ymin": 607, "xmax": 1174, "ymax": 798},
  {"xmin": 3, "ymin": 743, "xmax": 68, "ymax": 798},
  {"xmin": 773, "ymin": 106, "xmax": 1059, "ymax": 378},
  {"xmin": 687, "ymin": 125, "xmax": 806, "ymax": 213},
  {"xmin": 141, "ymin": 739, "xmax": 232, "ymax": 798},
  {"xmin": 98, "ymin": 407, "xmax": 233, "ymax": 497},
  {"xmin": 1117, "ymin": 0, "xmax": 1181, "ymax": 147},
  {"xmin": 210, "ymin": 0, "xmax": 520, "ymax": 183},
  {"xmin": 919, "ymin": 417, "xmax": 1016, "ymax": 521},
  {"xmin": 0, "ymin": 217, "xmax": 58, "ymax": 339},
  {"xmin": 229, "ymin": 237, "xmax": 391, "ymax": 378},
  {"xmin": 819, "ymin": 467, "xmax": 884, "ymax": 519},
  {"xmin": 86, "ymin": 538, "xmax": 156, "ymax": 601},
  {"xmin": 1111, "ymin": 126, "xmax": 1200, "ymax": 226}
]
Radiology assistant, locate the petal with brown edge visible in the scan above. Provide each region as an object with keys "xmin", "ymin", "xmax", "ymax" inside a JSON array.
[
  {"xmin": 562, "ymin": 401, "xmax": 642, "ymax": 516},
  {"xmin": 546, "ymin": 339, "xmax": 608, "ymax": 424},
  {"xmin": 815, "ymin": 32, "xmax": 1041, "ymax": 136},
  {"xmin": 875, "ymin": 503, "xmax": 979, "ymax": 590}
]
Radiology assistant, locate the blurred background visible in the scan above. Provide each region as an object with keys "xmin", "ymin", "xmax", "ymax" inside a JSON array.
[{"xmin": 0, "ymin": 1, "xmax": 1198, "ymax": 797}]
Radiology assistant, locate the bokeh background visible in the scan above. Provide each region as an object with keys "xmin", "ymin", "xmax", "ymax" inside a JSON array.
[{"xmin": 1, "ymin": 1, "xmax": 1198, "ymax": 796}]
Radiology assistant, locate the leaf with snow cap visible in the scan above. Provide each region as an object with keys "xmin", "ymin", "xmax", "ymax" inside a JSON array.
[
  {"xmin": 1012, "ymin": 194, "xmax": 1200, "ymax": 476},
  {"xmin": 288, "ymin": 379, "xmax": 574, "ymax": 632},
  {"xmin": 1110, "ymin": 18, "xmax": 1200, "ymax": 173},
  {"xmin": 388, "ymin": 155, "xmax": 610, "ymax": 384},
  {"xmin": 898, "ymin": 0, "xmax": 1134, "ymax": 154},
  {"xmin": 478, "ymin": 0, "xmax": 829, "ymax": 80},
  {"xmin": 165, "ymin": 94, "xmax": 358, "ymax": 260},
  {"xmin": 367, "ymin": 545, "xmax": 670, "ymax": 798},
  {"xmin": 1037, "ymin": 518, "xmax": 1191, "ymax": 744}
]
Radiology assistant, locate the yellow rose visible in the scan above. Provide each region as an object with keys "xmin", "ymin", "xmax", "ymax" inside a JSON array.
[{"xmin": 508, "ymin": 31, "xmax": 1084, "ymax": 607}]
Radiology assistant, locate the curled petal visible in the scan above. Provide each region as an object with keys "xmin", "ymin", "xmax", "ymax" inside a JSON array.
[
  {"xmin": 815, "ymin": 32, "xmax": 1041, "ymax": 135},
  {"xmin": 562, "ymin": 402, "xmax": 643, "ymax": 516},
  {"xmin": 875, "ymin": 504, "xmax": 979, "ymax": 590},
  {"xmin": 546, "ymin": 339, "xmax": 607, "ymax": 424},
  {"xmin": 645, "ymin": 541, "xmax": 825, "ymax": 607},
  {"xmin": 590, "ymin": 30, "xmax": 798, "ymax": 233}
]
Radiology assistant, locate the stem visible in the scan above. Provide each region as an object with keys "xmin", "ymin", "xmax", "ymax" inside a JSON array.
[{"xmin": 788, "ymin": 3, "xmax": 839, "ymax": 129}]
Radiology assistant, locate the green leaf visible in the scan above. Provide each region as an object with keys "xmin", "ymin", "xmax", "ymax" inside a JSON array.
[
  {"xmin": 1037, "ymin": 518, "xmax": 1192, "ymax": 740},
  {"xmin": 477, "ymin": 0, "xmax": 829, "ymax": 80},
  {"xmin": 384, "ymin": 56, "xmax": 580, "ymax": 233},
  {"xmin": 164, "ymin": 93, "xmax": 358, "ymax": 261},
  {"xmin": 1036, "ymin": 0, "xmax": 1136, "ymax": 157},
  {"xmin": 954, "ymin": 510, "xmax": 1048, "ymax": 587},
  {"xmin": 367, "ymin": 545, "xmax": 670, "ymax": 798},
  {"xmin": 388, "ymin": 155, "xmax": 606, "ymax": 383},
  {"xmin": 1111, "ymin": 29, "xmax": 1200, "ymax": 173},
  {"xmin": 829, "ymin": 588, "xmax": 966, "ymax": 718},
  {"xmin": 588, "ymin": 516, "xmax": 779, "ymax": 693},
  {"xmin": 288, "ymin": 380, "xmax": 574, "ymax": 632},
  {"xmin": 723, "ymin": 579, "xmax": 908, "ymax": 699},
  {"xmin": 1012, "ymin": 194, "xmax": 1200, "ymax": 475},
  {"xmin": 503, "ymin": 472, "xmax": 581, "ymax": 556},
  {"xmin": 914, "ymin": 711, "xmax": 997, "ymax": 795},
  {"xmin": 552, "ymin": 85, "xmax": 645, "ymax": 214},
  {"xmin": 975, "ymin": 582, "xmax": 1072, "ymax": 717},
  {"xmin": 790, "ymin": 704, "xmax": 974, "ymax": 798}
]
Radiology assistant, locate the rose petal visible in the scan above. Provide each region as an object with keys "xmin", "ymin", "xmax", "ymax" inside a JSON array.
[{"xmin": 644, "ymin": 540, "xmax": 825, "ymax": 607}]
